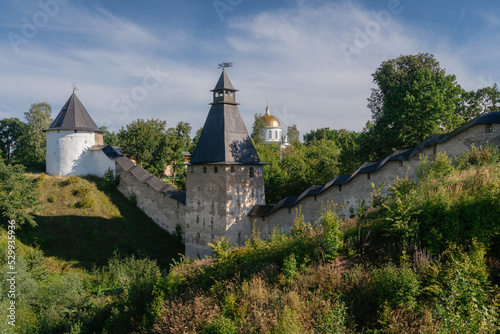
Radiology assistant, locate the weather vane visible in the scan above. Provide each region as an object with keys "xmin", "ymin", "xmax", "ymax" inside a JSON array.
[
  {"xmin": 218, "ymin": 62, "xmax": 233, "ymax": 70},
  {"xmin": 72, "ymin": 81, "xmax": 78, "ymax": 93}
]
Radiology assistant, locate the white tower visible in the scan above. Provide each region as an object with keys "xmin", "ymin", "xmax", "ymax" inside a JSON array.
[{"xmin": 45, "ymin": 92, "xmax": 106, "ymax": 176}]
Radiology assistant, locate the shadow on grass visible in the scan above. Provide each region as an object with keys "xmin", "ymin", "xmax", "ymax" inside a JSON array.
[{"xmin": 17, "ymin": 176, "xmax": 184, "ymax": 271}]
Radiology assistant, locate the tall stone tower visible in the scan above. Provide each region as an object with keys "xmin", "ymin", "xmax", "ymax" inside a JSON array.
[
  {"xmin": 45, "ymin": 92, "xmax": 106, "ymax": 176},
  {"xmin": 185, "ymin": 69, "xmax": 266, "ymax": 258}
]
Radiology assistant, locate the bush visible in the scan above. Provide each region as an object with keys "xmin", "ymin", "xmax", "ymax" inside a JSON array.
[
  {"xmin": 417, "ymin": 152, "xmax": 454, "ymax": 180},
  {"xmin": 77, "ymin": 197, "xmax": 94, "ymax": 209},
  {"xmin": 64, "ymin": 176, "xmax": 80, "ymax": 186},
  {"xmin": 202, "ymin": 316, "xmax": 237, "ymax": 334},
  {"xmin": 128, "ymin": 192, "xmax": 137, "ymax": 206},
  {"xmin": 102, "ymin": 168, "xmax": 120, "ymax": 190},
  {"xmin": 320, "ymin": 208, "xmax": 343, "ymax": 260},
  {"xmin": 74, "ymin": 187, "xmax": 91, "ymax": 197},
  {"xmin": 455, "ymin": 144, "xmax": 500, "ymax": 169},
  {"xmin": 371, "ymin": 264, "xmax": 420, "ymax": 309},
  {"xmin": 432, "ymin": 243, "xmax": 499, "ymax": 333},
  {"xmin": 47, "ymin": 195, "xmax": 57, "ymax": 203}
]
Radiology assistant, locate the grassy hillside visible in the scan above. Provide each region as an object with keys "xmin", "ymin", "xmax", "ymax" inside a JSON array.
[
  {"xmin": 17, "ymin": 174, "xmax": 183, "ymax": 270},
  {"xmin": 137, "ymin": 149, "xmax": 500, "ymax": 334}
]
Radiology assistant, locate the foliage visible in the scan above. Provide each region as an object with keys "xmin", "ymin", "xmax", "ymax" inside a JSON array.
[
  {"xmin": 16, "ymin": 102, "xmax": 53, "ymax": 167},
  {"xmin": 77, "ymin": 196, "xmax": 95, "ymax": 209},
  {"xmin": 251, "ymin": 113, "xmax": 266, "ymax": 145},
  {"xmin": 417, "ymin": 152, "xmax": 455, "ymax": 180},
  {"xmin": 100, "ymin": 126, "xmax": 121, "ymax": 147},
  {"xmin": 454, "ymin": 144, "xmax": 500, "ymax": 169},
  {"xmin": 202, "ymin": 316, "xmax": 237, "ymax": 334},
  {"xmin": 320, "ymin": 207, "xmax": 343, "ymax": 259},
  {"xmin": 65, "ymin": 175, "xmax": 81, "ymax": 186},
  {"xmin": 371, "ymin": 264, "xmax": 420, "ymax": 309},
  {"xmin": 102, "ymin": 167, "xmax": 120, "ymax": 190},
  {"xmin": 0, "ymin": 117, "xmax": 25, "ymax": 162},
  {"xmin": 432, "ymin": 243, "xmax": 499, "ymax": 333},
  {"xmin": 0, "ymin": 157, "xmax": 39, "ymax": 225},
  {"xmin": 118, "ymin": 118, "xmax": 169, "ymax": 177},
  {"xmin": 287, "ymin": 124, "xmax": 300, "ymax": 146},
  {"xmin": 366, "ymin": 53, "xmax": 465, "ymax": 159}
]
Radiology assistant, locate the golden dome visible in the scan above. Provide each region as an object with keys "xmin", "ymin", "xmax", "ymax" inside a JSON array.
[{"xmin": 261, "ymin": 105, "xmax": 280, "ymax": 128}]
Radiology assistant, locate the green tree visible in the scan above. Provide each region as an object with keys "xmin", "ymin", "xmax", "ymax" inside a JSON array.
[
  {"xmin": 118, "ymin": 119, "xmax": 169, "ymax": 178},
  {"xmin": 0, "ymin": 117, "xmax": 25, "ymax": 162},
  {"xmin": 287, "ymin": 124, "xmax": 300, "ymax": 146},
  {"xmin": 100, "ymin": 126, "xmax": 121, "ymax": 147},
  {"xmin": 175, "ymin": 121, "xmax": 192, "ymax": 151},
  {"xmin": 367, "ymin": 53, "xmax": 465, "ymax": 159},
  {"xmin": 457, "ymin": 84, "xmax": 500, "ymax": 122},
  {"xmin": 251, "ymin": 113, "xmax": 266, "ymax": 145},
  {"xmin": 190, "ymin": 127, "xmax": 203, "ymax": 153},
  {"xmin": 0, "ymin": 157, "xmax": 39, "ymax": 225},
  {"xmin": 16, "ymin": 102, "xmax": 53, "ymax": 166}
]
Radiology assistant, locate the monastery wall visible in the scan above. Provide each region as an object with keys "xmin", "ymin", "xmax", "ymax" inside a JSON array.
[
  {"xmin": 251, "ymin": 123, "xmax": 498, "ymax": 236},
  {"xmin": 115, "ymin": 162, "xmax": 186, "ymax": 235}
]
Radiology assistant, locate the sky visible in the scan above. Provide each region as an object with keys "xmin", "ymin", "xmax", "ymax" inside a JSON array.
[{"xmin": 0, "ymin": 0, "xmax": 499, "ymax": 138}]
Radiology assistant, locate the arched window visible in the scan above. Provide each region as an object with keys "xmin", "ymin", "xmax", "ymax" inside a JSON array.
[
  {"xmin": 268, "ymin": 130, "xmax": 272, "ymax": 139},
  {"xmin": 275, "ymin": 130, "xmax": 278, "ymax": 139},
  {"xmin": 249, "ymin": 167, "xmax": 255, "ymax": 178},
  {"xmin": 203, "ymin": 167, "xmax": 207, "ymax": 173}
]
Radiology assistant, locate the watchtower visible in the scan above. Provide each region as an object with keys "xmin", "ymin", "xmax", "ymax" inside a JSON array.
[{"xmin": 185, "ymin": 68, "xmax": 266, "ymax": 258}]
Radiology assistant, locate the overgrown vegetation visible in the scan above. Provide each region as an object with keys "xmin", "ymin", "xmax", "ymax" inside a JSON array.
[{"xmin": 137, "ymin": 146, "xmax": 500, "ymax": 333}]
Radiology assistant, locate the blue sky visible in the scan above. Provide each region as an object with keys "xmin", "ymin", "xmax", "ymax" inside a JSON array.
[{"xmin": 0, "ymin": 0, "xmax": 499, "ymax": 137}]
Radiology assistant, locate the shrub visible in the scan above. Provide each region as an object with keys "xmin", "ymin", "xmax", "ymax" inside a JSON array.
[
  {"xmin": 371, "ymin": 264, "xmax": 420, "ymax": 309},
  {"xmin": 77, "ymin": 197, "xmax": 94, "ymax": 209},
  {"xmin": 128, "ymin": 192, "xmax": 137, "ymax": 206},
  {"xmin": 455, "ymin": 144, "xmax": 500, "ymax": 169},
  {"xmin": 74, "ymin": 187, "xmax": 91, "ymax": 197},
  {"xmin": 64, "ymin": 176, "xmax": 80, "ymax": 186},
  {"xmin": 417, "ymin": 152, "xmax": 454, "ymax": 180},
  {"xmin": 102, "ymin": 168, "xmax": 120, "ymax": 190},
  {"xmin": 47, "ymin": 195, "xmax": 57, "ymax": 203},
  {"xmin": 320, "ymin": 208, "xmax": 343, "ymax": 260},
  {"xmin": 314, "ymin": 299, "xmax": 348, "ymax": 334}
]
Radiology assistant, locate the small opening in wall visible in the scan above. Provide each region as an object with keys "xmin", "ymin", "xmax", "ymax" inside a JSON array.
[
  {"xmin": 339, "ymin": 185, "xmax": 342, "ymax": 191},
  {"xmin": 214, "ymin": 167, "xmax": 218, "ymax": 173},
  {"xmin": 368, "ymin": 173, "xmax": 371, "ymax": 180},
  {"xmin": 488, "ymin": 124, "xmax": 493, "ymax": 133},
  {"xmin": 231, "ymin": 166, "xmax": 235, "ymax": 173},
  {"xmin": 400, "ymin": 161, "xmax": 404, "ymax": 167},
  {"xmin": 249, "ymin": 167, "xmax": 254, "ymax": 178},
  {"xmin": 203, "ymin": 167, "xmax": 207, "ymax": 174},
  {"xmin": 190, "ymin": 167, "xmax": 194, "ymax": 173}
]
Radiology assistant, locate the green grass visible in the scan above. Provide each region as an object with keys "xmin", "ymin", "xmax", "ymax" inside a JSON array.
[{"xmin": 16, "ymin": 174, "xmax": 183, "ymax": 270}]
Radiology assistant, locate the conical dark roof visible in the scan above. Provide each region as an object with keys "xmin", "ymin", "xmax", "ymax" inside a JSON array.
[
  {"xmin": 47, "ymin": 93, "xmax": 102, "ymax": 132},
  {"xmin": 212, "ymin": 69, "xmax": 236, "ymax": 91},
  {"xmin": 190, "ymin": 71, "xmax": 261, "ymax": 165}
]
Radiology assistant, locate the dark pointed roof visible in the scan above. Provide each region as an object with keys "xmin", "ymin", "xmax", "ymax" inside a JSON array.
[
  {"xmin": 190, "ymin": 71, "xmax": 262, "ymax": 165},
  {"xmin": 47, "ymin": 93, "xmax": 102, "ymax": 132},
  {"xmin": 212, "ymin": 69, "xmax": 237, "ymax": 91}
]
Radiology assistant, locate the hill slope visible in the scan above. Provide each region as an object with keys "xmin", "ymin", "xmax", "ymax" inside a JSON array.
[{"xmin": 18, "ymin": 174, "xmax": 184, "ymax": 269}]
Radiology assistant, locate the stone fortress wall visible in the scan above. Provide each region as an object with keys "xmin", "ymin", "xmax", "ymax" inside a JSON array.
[
  {"xmin": 109, "ymin": 114, "xmax": 500, "ymax": 257},
  {"xmin": 249, "ymin": 121, "xmax": 500, "ymax": 236}
]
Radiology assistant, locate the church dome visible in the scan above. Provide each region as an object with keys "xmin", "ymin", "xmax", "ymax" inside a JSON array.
[{"xmin": 261, "ymin": 105, "xmax": 280, "ymax": 128}]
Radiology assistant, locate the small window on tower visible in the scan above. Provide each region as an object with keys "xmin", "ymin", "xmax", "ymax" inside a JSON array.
[
  {"xmin": 249, "ymin": 167, "xmax": 255, "ymax": 178},
  {"xmin": 203, "ymin": 167, "xmax": 207, "ymax": 174},
  {"xmin": 214, "ymin": 167, "xmax": 218, "ymax": 173},
  {"xmin": 231, "ymin": 166, "xmax": 235, "ymax": 173}
]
